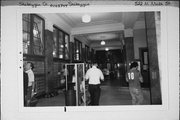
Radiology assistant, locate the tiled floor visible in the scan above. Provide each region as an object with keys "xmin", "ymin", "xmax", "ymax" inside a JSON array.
[
  {"xmin": 36, "ymin": 91, "xmax": 65, "ymax": 106},
  {"xmin": 99, "ymin": 85, "xmax": 132, "ymax": 105},
  {"xmin": 36, "ymin": 79, "xmax": 151, "ymax": 106}
]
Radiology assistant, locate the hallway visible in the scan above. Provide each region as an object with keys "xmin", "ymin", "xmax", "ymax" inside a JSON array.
[
  {"xmin": 21, "ymin": 12, "xmax": 162, "ymax": 107},
  {"xmin": 2, "ymin": 3, "xmax": 179, "ymax": 120},
  {"xmin": 36, "ymin": 78, "xmax": 151, "ymax": 106}
]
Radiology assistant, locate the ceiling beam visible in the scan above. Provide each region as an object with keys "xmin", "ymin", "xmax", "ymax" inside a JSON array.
[
  {"xmin": 94, "ymin": 46, "xmax": 122, "ymax": 51},
  {"xmin": 71, "ymin": 23, "xmax": 124, "ymax": 35},
  {"xmin": 90, "ymin": 40, "xmax": 122, "ymax": 47}
]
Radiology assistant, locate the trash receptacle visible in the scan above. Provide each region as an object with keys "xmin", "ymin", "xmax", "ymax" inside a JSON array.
[{"xmin": 65, "ymin": 90, "xmax": 76, "ymax": 106}]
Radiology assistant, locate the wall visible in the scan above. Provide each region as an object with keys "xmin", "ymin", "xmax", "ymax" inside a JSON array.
[
  {"xmin": 133, "ymin": 18, "xmax": 147, "ymax": 59},
  {"xmin": 124, "ymin": 25, "xmax": 147, "ymax": 61},
  {"xmin": 39, "ymin": 14, "xmax": 72, "ymax": 93},
  {"xmin": 154, "ymin": 12, "xmax": 161, "ymax": 80},
  {"xmin": 40, "ymin": 14, "xmax": 71, "ymax": 34},
  {"xmin": 133, "ymin": 29, "xmax": 147, "ymax": 59}
]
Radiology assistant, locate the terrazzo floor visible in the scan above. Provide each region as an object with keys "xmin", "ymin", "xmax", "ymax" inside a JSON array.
[{"xmin": 36, "ymin": 79, "xmax": 151, "ymax": 107}]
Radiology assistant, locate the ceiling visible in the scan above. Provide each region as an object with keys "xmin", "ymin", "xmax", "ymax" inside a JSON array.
[
  {"xmin": 57, "ymin": 12, "xmax": 144, "ymax": 28},
  {"xmin": 56, "ymin": 12, "xmax": 145, "ymax": 50}
]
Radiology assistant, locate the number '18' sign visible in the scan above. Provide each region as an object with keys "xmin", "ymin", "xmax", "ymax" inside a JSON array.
[{"xmin": 128, "ymin": 72, "xmax": 134, "ymax": 80}]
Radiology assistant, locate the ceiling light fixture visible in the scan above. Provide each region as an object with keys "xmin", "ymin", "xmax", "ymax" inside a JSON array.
[
  {"xmin": 82, "ymin": 14, "xmax": 91, "ymax": 23},
  {"xmin": 101, "ymin": 40, "xmax": 105, "ymax": 45},
  {"xmin": 105, "ymin": 48, "xmax": 109, "ymax": 51}
]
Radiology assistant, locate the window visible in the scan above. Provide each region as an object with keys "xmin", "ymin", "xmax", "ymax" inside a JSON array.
[
  {"xmin": 85, "ymin": 45, "xmax": 89, "ymax": 62},
  {"xmin": 53, "ymin": 28, "xmax": 58, "ymax": 57},
  {"xmin": 58, "ymin": 31, "xmax": 64, "ymax": 59},
  {"xmin": 22, "ymin": 14, "xmax": 45, "ymax": 56},
  {"xmin": 64, "ymin": 34, "xmax": 70, "ymax": 59},
  {"xmin": 23, "ymin": 14, "xmax": 31, "ymax": 54},
  {"xmin": 33, "ymin": 16, "xmax": 44, "ymax": 55},
  {"xmin": 74, "ymin": 39, "xmax": 82, "ymax": 61},
  {"xmin": 53, "ymin": 26, "xmax": 70, "ymax": 60}
]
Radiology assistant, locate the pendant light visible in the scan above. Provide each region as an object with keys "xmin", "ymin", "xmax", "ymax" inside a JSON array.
[
  {"xmin": 105, "ymin": 48, "xmax": 109, "ymax": 51},
  {"xmin": 82, "ymin": 14, "xmax": 91, "ymax": 23},
  {"xmin": 101, "ymin": 40, "xmax": 105, "ymax": 45}
]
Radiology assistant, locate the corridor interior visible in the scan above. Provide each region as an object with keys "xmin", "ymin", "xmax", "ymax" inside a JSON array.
[{"xmin": 22, "ymin": 12, "xmax": 162, "ymax": 107}]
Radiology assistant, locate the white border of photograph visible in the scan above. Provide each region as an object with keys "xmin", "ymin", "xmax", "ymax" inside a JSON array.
[{"xmin": 1, "ymin": 4, "xmax": 179, "ymax": 120}]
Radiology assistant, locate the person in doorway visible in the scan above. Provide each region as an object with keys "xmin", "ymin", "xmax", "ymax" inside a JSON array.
[
  {"xmin": 126, "ymin": 61, "xmax": 144, "ymax": 105},
  {"xmin": 24, "ymin": 62, "xmax": 35, "ymax": 106},
  {"xmin": 85, "ymin": 63, "xmax": 104, "ymax": 105}
]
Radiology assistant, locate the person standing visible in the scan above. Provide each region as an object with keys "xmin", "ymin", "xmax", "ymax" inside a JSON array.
[
  {"xmin": 23, "ymin": 70, "xmax": 28, "ymax": 106},
  {"xmin": 24, "ymin": 62, "xmax": 35, "ymax": 106},
  {"xmin": 85, "ymin": 63, "xmax": 104, "ymax": 105},
  {"xmin": 126, "ymin": 61, "xmax": 144, "ymax": 105}
]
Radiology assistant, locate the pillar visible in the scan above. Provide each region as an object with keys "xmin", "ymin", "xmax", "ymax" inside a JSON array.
[
  {"xmin": 44, "ymin": 20, "xmax": 55, "ymax": 94},
  {"xmin": 124, "ymin": 29, "xmax": 134, "ymax": 87},
  {"xmin": 124, "ymin": 29, "xmax": 134, "ymax": 70},
  {"xmin": 145, "ymin": 12, "xmax": 162, "ymax": 104}
]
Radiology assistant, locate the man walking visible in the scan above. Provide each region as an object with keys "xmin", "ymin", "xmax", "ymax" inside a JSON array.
[
  {"xmin": 85, "ymin": 63, "xmax": 104, "ymax": 105},
  {"xmin": 126, "ymin": 61, "xmax": 144, "ymax": 105}
]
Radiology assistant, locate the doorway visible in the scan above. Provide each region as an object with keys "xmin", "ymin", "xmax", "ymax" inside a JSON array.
[{"xmin": 95, "ymin": 49, "xmax": 127, "ymax": 87}]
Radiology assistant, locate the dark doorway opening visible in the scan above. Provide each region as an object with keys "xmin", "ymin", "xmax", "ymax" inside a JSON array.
[{"xmin": 95, "ymin": 49, "xmax": 127, "ymax": 87}]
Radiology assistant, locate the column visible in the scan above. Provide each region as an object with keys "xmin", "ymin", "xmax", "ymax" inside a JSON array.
[
  {"xmin": 145, "ymin": 12, "xmax": 162, "ymax": 104},
  {"xmin": 44, "ymin": 20, "xmax": 55, "ymax": 94}
]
